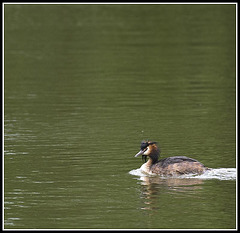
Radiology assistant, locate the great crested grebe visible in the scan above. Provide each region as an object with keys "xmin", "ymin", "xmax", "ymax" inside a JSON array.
[{"xmin": 134, "ymin": 141, "xmax": 209, "ymax": 176}]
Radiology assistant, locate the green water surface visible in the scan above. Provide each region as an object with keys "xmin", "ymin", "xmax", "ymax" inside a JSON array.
[{"xmin": 4, "ymin": 4, "xmax": 236, "ymax": 229}]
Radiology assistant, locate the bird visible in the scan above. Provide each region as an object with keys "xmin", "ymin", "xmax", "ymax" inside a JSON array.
[{"xmin": 134, "ymin": 140, "xmax": 209, "ymax": 176}]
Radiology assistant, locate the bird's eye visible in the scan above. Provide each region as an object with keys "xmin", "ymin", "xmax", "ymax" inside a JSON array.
[{"xmin": 140, "ymin": 142, "xmax": 149, "ymax": 150}]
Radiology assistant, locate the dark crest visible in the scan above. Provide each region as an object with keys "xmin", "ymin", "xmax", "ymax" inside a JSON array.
[
  {"xmin": 140, "ymin": 141, "xmax": 157, "ymax": 150},
  {"xmin": 140, "ymin": 141, "xmax": 149, "ymax": 150}
]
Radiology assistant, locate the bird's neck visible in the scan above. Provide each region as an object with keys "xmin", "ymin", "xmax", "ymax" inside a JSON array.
[
  {"xmin": 141, "ymin": 155, "xmax": 159, "ymax": 174},
  {"xmin": 148, "ymin": 146, "xmax": 160, "ymax": 164},
  {"xmin": 150, "ymin": 154, "xmax": 159, "ymax": 164}
]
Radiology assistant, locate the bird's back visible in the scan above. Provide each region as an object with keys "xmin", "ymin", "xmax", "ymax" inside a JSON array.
[{"xmin": 151, "ymin": 156, "xmax": 208, "ymax": 176}]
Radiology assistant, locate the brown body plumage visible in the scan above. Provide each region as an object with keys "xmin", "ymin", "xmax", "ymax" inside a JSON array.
[{"xmin": 134, "ymin": 141, "xmax": 208, "ymax": 176}]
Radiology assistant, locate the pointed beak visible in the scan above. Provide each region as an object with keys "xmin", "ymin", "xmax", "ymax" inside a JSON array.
[{"xmin": 134, "ymin": 150, "xmax": 144, "ymax": 157}]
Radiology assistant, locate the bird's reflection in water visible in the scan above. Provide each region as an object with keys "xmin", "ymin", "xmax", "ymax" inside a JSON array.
[{"xmin": 138, "ymin": 175, "xmax": 204, "ymax": 211}]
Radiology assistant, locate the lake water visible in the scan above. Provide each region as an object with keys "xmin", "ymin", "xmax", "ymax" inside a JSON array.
[{"xmin": 4, "ymin": 4, "xmax": 236, "ymax": 229}]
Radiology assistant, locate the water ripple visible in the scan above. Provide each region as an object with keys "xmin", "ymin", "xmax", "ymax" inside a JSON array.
[{"xmin": 129, "ymin": 168, "xmax": 236, "ymax": 180}]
